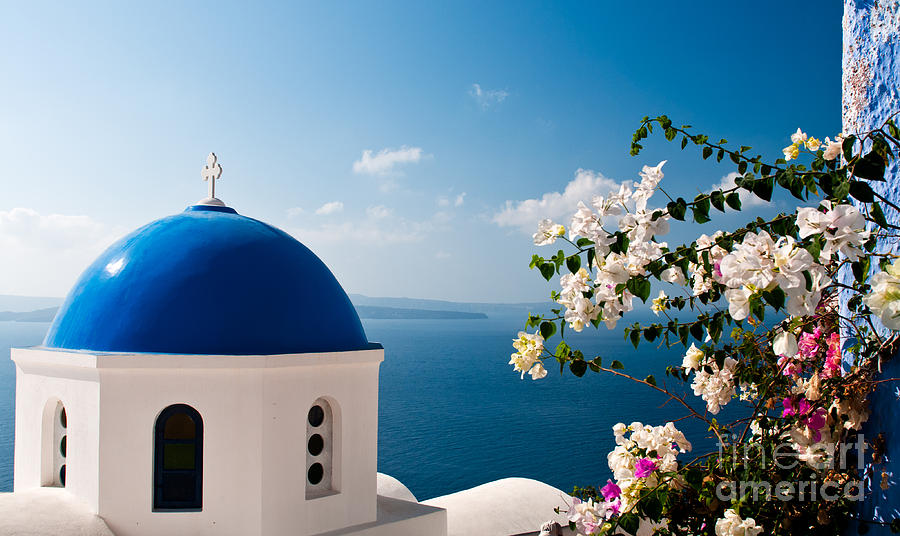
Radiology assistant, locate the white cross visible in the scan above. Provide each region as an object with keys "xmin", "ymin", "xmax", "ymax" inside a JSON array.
[{"xmin": 201, "ymin": 153, "xmax": 223, "ymax": 199}]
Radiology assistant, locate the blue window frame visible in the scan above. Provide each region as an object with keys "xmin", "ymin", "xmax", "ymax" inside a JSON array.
[{"xmin": 153, "ymin": 404, "xmax": 203, "ymax": 511}]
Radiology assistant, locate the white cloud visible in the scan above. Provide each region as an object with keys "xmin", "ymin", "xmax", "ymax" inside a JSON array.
[
  {"xmin": 469, "ymin": 83, "xmax": 509, "ymax": 110},
  {"xmin": 710, "ymin": 172, "xmax": 769, "ymax": 207},
  {"xmin": 286, "ymin": 207, "xmax": 305, "ymax": 218},
  {"xmin": 0, "ymin": 208, "xmax": 122, "ymax": 296},
  {"xmin": 493, "ymin": 169, "xmax": 625, "ymax": 233},
  {"xmin": 437, "ymin": 192, "xmax": 466, "ymax": 208},
  {"xmin": 290, "ymin": 219, "xmax": 428, "ymax": 247},
  {"xmin": 289, "ymin": 204, "xmax": 452, "ymax": 248},
  {"xmin": 353, "ymin": 146, "xmax": 424, "ymax": 176},
  {"xmin": 315, "ymin": 201, "xmax": 344, "ymax": 215},
  {"xmin": 366, "ymin": 205, "xmax": 392, "ymax": 219}
]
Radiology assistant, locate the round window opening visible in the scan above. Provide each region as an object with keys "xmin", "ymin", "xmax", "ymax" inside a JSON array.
[
  {"xmin": 308, "ymin": 434, "xmax": 324, "ymax": 456},
  {"xmin": 308, "ymin": 463, "xmax": 324, "ymax": 485},
  {"xmin": 308, "ymin": 405, "xmax": 325, "ymax": 427}
]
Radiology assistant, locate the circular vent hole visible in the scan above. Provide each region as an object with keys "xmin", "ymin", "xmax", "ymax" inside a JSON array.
[
  {"xmin": 307, "ymin": 463, "xmax": 324, "ymax": 485},
  {"xmin": 308, "ymin": 405, "xmax": 325, "ymax": 427},
  {"xmin": 308, "ymin": 434, "xmax": 324, "ymax": 456}
]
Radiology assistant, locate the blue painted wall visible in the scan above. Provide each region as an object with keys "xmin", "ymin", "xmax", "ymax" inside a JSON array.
[{"xmin": 843, "ymin": 1, "xmax": 900, "ymax": 531}]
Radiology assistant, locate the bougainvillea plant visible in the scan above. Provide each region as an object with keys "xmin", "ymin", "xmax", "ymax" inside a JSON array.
[{"xmin": 511, "ymin": 114, "xmax": 900, "ymax": 535}]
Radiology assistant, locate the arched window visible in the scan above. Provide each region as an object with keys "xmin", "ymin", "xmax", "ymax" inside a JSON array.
[
  {"xmin": 306, "ymin": 398, "xmax": 336, "ymax": 498},
  {"xmin": 41, "ymin": 400, "xmax": 67, "ymax": 487},
  {"xmin": 153, "ymin": 404, "xmax": 203, "ymax": 511}
]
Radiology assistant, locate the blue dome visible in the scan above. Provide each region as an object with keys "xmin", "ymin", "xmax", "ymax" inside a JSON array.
[{"xmin": 44, "ymin": 205, "xmax": 370, "ymax": 355}]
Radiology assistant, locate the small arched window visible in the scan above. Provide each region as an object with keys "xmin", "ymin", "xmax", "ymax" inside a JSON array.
[
  {"xmin": 306, "ymin": 398, "xmax": 336, "ymax": 498},
  {"xmin": 41, "ymin": 400, "xmax": 67, "ymax": 487},
  {"xmin": 153, "ymin": 404, "xmax": 203, "ymax": 511}
]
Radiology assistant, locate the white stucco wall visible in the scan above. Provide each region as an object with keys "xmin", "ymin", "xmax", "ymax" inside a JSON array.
[{"xmin": 11, "ymin": 347, "xmax": 384, "ymax": 536}]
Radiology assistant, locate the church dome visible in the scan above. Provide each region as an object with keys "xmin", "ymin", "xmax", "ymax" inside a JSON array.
[{"xmin": 43, "ymin": 204, "xmax": 369, "ymax": 355}]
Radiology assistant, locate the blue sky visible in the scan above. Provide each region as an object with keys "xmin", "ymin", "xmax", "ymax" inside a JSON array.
[{"xmin": 0, "ymin": 1, "xmax": 843, "ymax": 301}]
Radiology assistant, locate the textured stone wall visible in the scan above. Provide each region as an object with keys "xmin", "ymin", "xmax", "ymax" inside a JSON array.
[{"xmin": 843, "ymin": 1, "xmax": 900, "ymax": 532}]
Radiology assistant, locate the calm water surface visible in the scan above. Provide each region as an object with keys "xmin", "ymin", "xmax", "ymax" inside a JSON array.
[{"xmin": 0, "ymin": 315, "xmax": 727, "ymax": 499}]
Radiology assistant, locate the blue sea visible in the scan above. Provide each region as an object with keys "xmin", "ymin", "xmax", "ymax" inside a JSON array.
[{"xmin": 0, "ymin": 315, "xmax": 723, "ymax": 500}]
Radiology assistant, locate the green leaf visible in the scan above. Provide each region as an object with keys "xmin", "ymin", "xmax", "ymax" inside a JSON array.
[
  {"xmin": 630, "ymin": 329, "xmax": 641, "ymax": 349},
  {"xmin": 633, "ymin": 278, "xmax": 652, "ymax": 302},
  {"xmin": 539, "ymin": 321, "xmax": 556, "ymax": 340},
  {"xmin": 725, "ymin": 192, "xmax": 742, "ymax": 211},
  {"xmin": 554, "ymin": 341, "xmax": 571, "ymax": 358},
  {"xmin": 763, "ymin": 287, "xmax": 785, "ymax": 310},
  {"xmin": 710, "ymin": 190, "xmax": 725, "ymax": 211},
  {"xmin": 842, "ymin": 135, "xmax": 857, "ymax": 161},
  {"xmin": 872, "ymin": 202, "xmax": 889, "ymax": 228},
  {"xmin": 619, "ymin": 513, "xmax": 640, "ymax": 536},
  {"xmin": 692, "ymin": 205, "xmax": 711, "ymax": 224},
  {"xmin": 610, "ymin": 359, "xmax": 625, "ymax": 370},
  {"xmin": 852, "ymin": 257, "xmax": 870, "ymax": 283},
  {"xmin": 642, "ymin": 490, "xmax": 663, "ymax": 519},
  {"xmin": 832, "ymin": 178, "xmax": 851, "ymax": 201},
  {"xmin": 538, "ymin": 263, "xmax": 555, "ymax": 281},
  {"xmin": 569, "ymin": 359, "xmax": 587, "ymax": 377},
  {"xmin": 566, "ymin": 255, "xmax": 581, "ymax": 274},
  {"xmin": 666, "ymin": 198, "xmax": 687, "ymax": 221},
  {"xmin": 849, "ymin": 180, "xmax": 876, "ymax": 202},
  {"xmin": 751, "ymin": 177, "xmax": 774, "ymax": 202},
  {"xmin": 702, "ymin": 146, "xmax": 713, "ymax": 159},
  {"xmin": 645, "ymin": 375, "xmax": 657, "ymax": 387}
]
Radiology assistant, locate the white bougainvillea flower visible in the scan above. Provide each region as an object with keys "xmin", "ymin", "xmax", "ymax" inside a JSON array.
[
  {"xmin": 796, "ymin": 201, "xmax": 868, "ymax": 262},
  {"xmin": 691, "ymin": 356, "xmax": 737, "ymax": 414},
  {"xmin": 715, "ymin": 508, "xmax": 763, "ymax": 536},
  {"xmin": 509, "ymin": 331, "xmax": 545, "ymax": 380},
  {"xmin": 865, "ymin": 268, "xmax": 900, "ymax": 329},
  {"xmin": 791, "ymin": 128, "xmax": 808, "ymax": 144},
  {"xmin": 724, "ymin": 287, "xmax": 753, "ymax": 320},
  {"xmin": 533, "ymin": 218, "xmax": 565, "ymax": 246},
  {"xmin": 651, "ymin": 290, "xmax": 668, "ymax": 316},
  {"xmin": 773, "ymin": 331, "xmax": 798, "ymax": 357},
  {"xmin": 632, "ymin": 160, "xmax": 666, "ymax": 211},
  {"xmin": 783, "ymin": 143, "xmax": 800, "ymax": 161},
  {"xmin": 682, "ymin": 343, "xmax": 704, "ymax": 371},
  {"xmin": 823, "ymin": 136, "xmax": 843, "ymax": 160},
  {"xmin": 806, "ymin": 137, "xmax": 822, "ymax": 151},
  {"xmin": 660, "ymin": 266, "xmax": 686, "ymax": 286}
]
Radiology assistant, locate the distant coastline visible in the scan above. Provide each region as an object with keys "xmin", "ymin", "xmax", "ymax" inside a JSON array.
[{"xmin": 0, "ymin": 293, "xmax": 556, "ymax": 323}]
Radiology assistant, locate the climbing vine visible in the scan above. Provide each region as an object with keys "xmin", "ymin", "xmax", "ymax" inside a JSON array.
[{"xmin": 511, "ymin": 114, "xmax": 900, "ymax": 535}]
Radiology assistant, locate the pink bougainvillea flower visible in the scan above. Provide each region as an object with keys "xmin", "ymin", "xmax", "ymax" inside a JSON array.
[
  {"xmin": 605, "ymin": 498, "xmax": 622, "ymax": 515},
  {"xmin": 778, "ymin": 355, "xmax": 802, "ymax": 376},
  {"xmin": 783, "ymin": 397, "xmax": 797, "ymax": 417},
  {"xmin": 798, "ymin": 329, "xmax": 821, "ymax": 359},
  {"xmin": 822, "ymin": 332, "xmax": 842, "ymax": 378},
  {"xmin": 601, "ymin": 479, "xmax": 621, "ymax": 501},
  {"xmin": 804, "ymin": 408, "xmax": 828, "ymax": 442},
  {"xmin": 634, "ymin": 457, "xmax": 658, "ymax": 478},
  {"xmin": 783, "ymin": 396, "xmax": 812, "ymax": 417}
]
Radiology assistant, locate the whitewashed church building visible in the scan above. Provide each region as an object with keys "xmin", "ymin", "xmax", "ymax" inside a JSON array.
[{"xmin": 0, "ymin": 155, "xmax": 570, "ymax": 536}]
